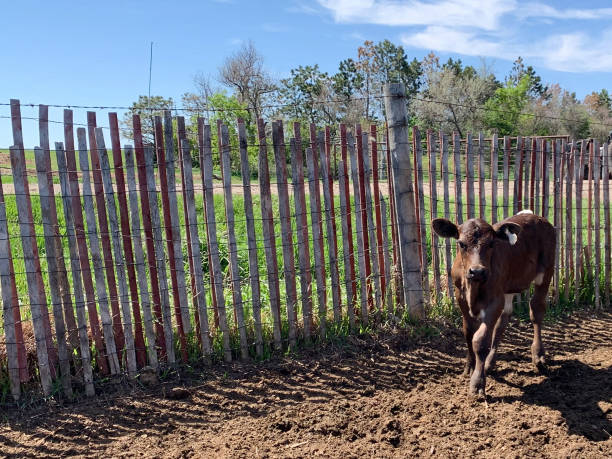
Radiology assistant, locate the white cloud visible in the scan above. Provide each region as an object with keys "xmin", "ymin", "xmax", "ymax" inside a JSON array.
[{"xmin": 318, "ymin": 0, "xmax": 612, "ymax": 73}]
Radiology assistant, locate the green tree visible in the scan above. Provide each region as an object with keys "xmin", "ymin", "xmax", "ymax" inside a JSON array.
[
  {"xmin": 120, "ymin": 95, "xmax": 174, "ymax": 145},
  {"xmin": 483, "ymin": 75, "xmax": 532, "ymax": 136},
  {"xmin": 506, "ymin": 57, "xmax": 548, "ymax": 99}
]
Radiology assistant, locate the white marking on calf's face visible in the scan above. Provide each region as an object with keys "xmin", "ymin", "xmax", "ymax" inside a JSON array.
[
  {"xmin": 505, "ymin": 228, "xmax": 518, "ymax": 245},
  {"xmin": 534, "ymin": 272, "xmax": 544, "ymax": 286},
  {"xmin": 504, "ymin": 294, "xmax": 514, "ymax": 315}
]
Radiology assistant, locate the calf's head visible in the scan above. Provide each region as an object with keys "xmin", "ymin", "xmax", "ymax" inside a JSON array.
[{"xmin": 432, "ymin": 218, "xmax": 521, "ymax": 284}]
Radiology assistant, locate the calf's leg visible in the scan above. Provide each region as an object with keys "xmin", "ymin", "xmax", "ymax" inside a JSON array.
[
  {"xmin": 462, "ymin": 314, "xmax": 479, "ymax": 377},
  {"xmin": 485, "ymin": 294, "xmax": 514, "ymax": 372},
  {"xmin": 529, "ymin": 269, "xmax": 553, "ymax": 370},
  {"xmin": 470, "ymin": 298, "xmax": 503, "ymax": 396}
]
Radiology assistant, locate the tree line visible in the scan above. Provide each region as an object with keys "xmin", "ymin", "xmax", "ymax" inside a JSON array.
[{"xmin": 121, "ymin": 40, "xmax": 612, "ymax": 173}]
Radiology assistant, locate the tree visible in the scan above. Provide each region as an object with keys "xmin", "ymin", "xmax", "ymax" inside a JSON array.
[
  {"xmin": 506, "ymin": 57, "xmax": 548, "ymax": 99},
  {"xmin": 483, "ymin": 75, "xmax": 532, "ymax": 136},
  {"xmin": 218, "ymin": 41, "xmax": 276, "ymax": 128},
  {"xmin": 120, "ymin": 95, "xmax": 174, "ymax": 145}
]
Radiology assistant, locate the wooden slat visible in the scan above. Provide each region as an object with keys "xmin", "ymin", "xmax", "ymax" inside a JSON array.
[
  {"xmin": 34, "ymin": 146, "xmax": 72, "ymax": 397},
  {"xmin": 340, "ymin": 124, "xmax": 357, "ymax": 311},
  {"xmin": 380, "ymin": 195, "xmax": 393, "ymax": 315},
  {"xmin": 440, "ymin": 132, "xmax": 454, "ymax": 302},
  {"xmin": 87, "ymin": 112, "xmax": 124, "ymax": 356},
  {"xmin": 575, "ymin": 142, "xmax": 584, "ymax": 305},
  {"xmin": 346, "ymin": 132, "xmax": 368, "ymax": 322},
  {"xmin": 74, "ymin": 129, "xmax": 121, "ymax": 375},
  {"xmin": 490, "ymin": 134, "xmax": 498, "ymax": 222},
  {"xmin": 587, "ymin": 142, "xmax": 594, "ymax": 257},
  {"xmin": 530, "ymin": 138, "xmax": 537, "ymax": 211},
  {"xmin": 54, "ymin": 142, "xmax": 95, "ymax": 396},
  {"xmin": 144, "ymin": 145, "xmax": 176, "ymax": 365},
  {"xmin": 478, "ymin": 132, "xmax": 485, "ymax": 218},
  {"xmin": 371, "ymin": 125, "xmax": 386, "ymax": 302},
  {"xmin": 360, "ymin": 131, "xmax": 382, "ymax": 311},
  {"xmin": 10, "ymin": 145, "xmax": 53, "ymax": 395},
  {"xmin": 155, "ymin": 115, "xmax": 188, "ymax": 362},
  {"xmin": 0, "ymin": 200, "xmax": 21, "ymax": 400},
  {"xmin": 564, "ymin": 142, "xmax": 574, "ymax": 296},
  {"xmin": 10, "ymin": 100, "xmax": 56, "ymax": 368},
  {"xmin": 39, "ymin": 106, "xmax": 79, "ymax": 359},
  {"xmin": 385, "ymin": 123, "xmax": 402, "ymax": 306},
  {"xmin": 355, "ymin": 124, "xmax": 372, "ymax": 307},
  {"xmin": 523, "ymin": 138, "xmax": 531, "ymax": 210},
  {"xmin": 220, "ymin": 124, "xmax": 249, "ymax": 358},
  {"xmin": 603, "ymin": 142, "xmax": 611, "ymax": 307},
  {"xmin": 309, "ymin": 124, "xmax": 327, "ymax": 305},
  {"xmin": 465, "ymin": 132, "xmax": 475, "ymax": 219},
  {"xmin": 513, "ymin": 137, "xmax": 521, "ymax": 215},
  {"xmin": 542, "ymin": 141, "xmax": 550, "ymax": 220},
  {"xmin": 453, "ymin": 132, "xmax": 464, "ymax": 224},
  {"xmin": 238, "ymin": 119, "xmax": 264, "ymax": 355},
  {"xmin": 325, "ymin": 126, "xmax": 340, "ymax": 303},
  {"xmin": 382, "ymin": 84, "xmax": 424, "ymax": 317},
  {"xmin": 427, "ymin": 130, "xmax": 442, "ymax": 300},
  {"xmin": 553, "ymin": 140, "xmax": 561, "ymax": 303},
  {"xmin": 535, "ymin": 139, "xmax": 542, "ymax": 215},
  {"xmin": 95, "ymin": 128, "xmax": 138, "ymax": 377},
  {"xmin": 337, "ymin": 158, "xmax": 356, "ymax": 328},
  {"xmin": 256, "ymin": 119, "xmax": 282, "ymax": 349},
  {"xmin": 110, "ymin": 113, "xmax": 146, "ymax": 368},
  {"xmin": 290, "ymin": 125, "xmax": 313, "ymax": 337},
  {"xmin": 133, "ymin": 115, "xmax": 166, "ymax": 358},
  {"xmin": 271, "ymin": 121, "xmax": 298, "ymax": 344},
  {"xmin": 502, "ymin": 136, "xmax": 510, "ymax": 219},
  {"xmin": 413, "ymin": 128, "xmax": 429, "ymax": 299},
  {"xmin": 124, "ymin": 145, "xmax": 159, "ymax": 369},
  {"xmin": 593, "ymin": 140, "xmax": 601, "ymax": 309}
]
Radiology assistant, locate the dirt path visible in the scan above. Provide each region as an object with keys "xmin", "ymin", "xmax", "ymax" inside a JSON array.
[{"xmin": 1, "ymin": 311, "xmax": 611, "ymax": 458}]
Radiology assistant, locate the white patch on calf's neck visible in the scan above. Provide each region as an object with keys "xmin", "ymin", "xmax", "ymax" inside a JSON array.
[
  {"xmin": 504, "ymin": 294, "xmax": 514, "ymax": 315},
  {"xmin": 505, "ymin": 228, "xmax": 517, "ymax": 245}
]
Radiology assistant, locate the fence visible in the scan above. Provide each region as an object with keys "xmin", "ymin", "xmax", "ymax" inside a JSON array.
[{"xmin": 0, "ymin": 83, "xmax": 609, "ymax": 402}]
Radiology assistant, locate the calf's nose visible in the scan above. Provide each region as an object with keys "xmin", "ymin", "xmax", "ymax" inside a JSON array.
[{"xmin": 467, "ymin": 267, "xmax": 487, "ymax": 280}]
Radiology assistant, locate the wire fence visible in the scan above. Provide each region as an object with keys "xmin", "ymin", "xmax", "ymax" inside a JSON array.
[{"xmin": 0, "ymin": 88, "xmax": 610, "ymax": 403}]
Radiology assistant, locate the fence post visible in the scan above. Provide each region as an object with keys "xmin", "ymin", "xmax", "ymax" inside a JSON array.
[{"xmin": 383, "ymin": 83, "xmax": 424, "ymax": 318}]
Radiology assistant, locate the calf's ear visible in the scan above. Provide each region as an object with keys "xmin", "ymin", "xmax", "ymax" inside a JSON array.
[
  {"xmin": 496, "ymin": 222, "xmax": 521, "ymax": 245},
  {"xmin": 432, "ymin": 218, "xmax": 459, "ymax": 239}
]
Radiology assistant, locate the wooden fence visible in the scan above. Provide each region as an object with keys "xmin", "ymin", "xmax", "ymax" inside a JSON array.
[{"xmin": 0, "ymin": 83, "xmax": 609, "ymax": 401}]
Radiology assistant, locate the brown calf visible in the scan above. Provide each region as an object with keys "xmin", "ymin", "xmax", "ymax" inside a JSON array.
[{"xmin": 432, "ymin": 210, "xmax": 556, "ymax": 396}]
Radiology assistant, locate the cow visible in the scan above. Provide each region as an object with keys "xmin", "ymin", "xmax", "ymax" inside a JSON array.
[{"xmin": 431, "ymin": 210, "xmax": 556, "ymax": 396}]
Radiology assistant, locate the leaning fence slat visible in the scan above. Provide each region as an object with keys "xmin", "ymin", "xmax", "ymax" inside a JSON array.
[
  {"xmin": 575, "ymin": 142, "xmax": 584, "ymax": 305},
  {"xmin": 593, "ymin": 140, "xmax": 601, "ymax": 309},
  {"xmin": 355, "ymin": 124, "xmax": 373, "ymax": 308},
  {"xmin": 502, "ymin": 136, "xmax": 510, "ymax": 219},
  {"xmin": 34, "ymin": 147, "xmax": 72, "ymax": 397},
  {"xmin": 0, "ymin": 201, "xmax": 21, "ymax": 400},
  {"xmin": 325, "ymin": 126, "xmax": 340, "ymax": 303},
  {"xmin": 309, "ymin": 124, "xmax": 327, "ymax": 305},
  {"xmin": 478, "ymin": 132, "xmax": 486, "ymax": 218},
  {"xmin": 413, "ymin": 127, "xmax": 429, "ymax": 300},
  {"xmin": 603, "ymin": 143, "xmax": 611, "ymax": 307},
  {"xmin": 220, "ymin": 124, "xmax": 249, "ymax": 358},
  {"xmin": 427, "ymin": 130, "xmax": 442, "ymax": 301},
  {"xmin": 109, "ymin": 114, "xmax": 146, "ymax": 369},
  {"xmin": 143, "ymin": 146, "xmax": 176, "ymax": 365},
  {"xmin": 87, "ymin": 112, "xmax": 125, "ymax": 357},
  {"xmin": 256, "ymin": 119, "xmax": 283, "ymax": 349},
  {"xmin": 347, "ymin": 132, "xmax": 368, "ymax": 323},
  {"xmin": 156, "ymin": 115, "xmax": 188, "ymax": 362},
  {"xmin": 383, "ymin": 84, "xmax": 424, "ymax": 317},
  {"xmin": 337, "ymin": 158, "xmax": 356, "ymax": 328},
  {"xmin": 133, "ymin": 115, "xmax": 166, "ymax": 357},
  {"xmin": 380, "ymin": 195, "xmax": 393, "ymax": 315},
  {"xmin": 124, "ymin": 145, "xmax": 159, "ymax": 369},
  {"xmin": 453, "ymin": 132, "xmax": 464, "ymax": 224},
  {"xmin": 340, "ymin": 124, "xmax": 357, "ymax": 310},
  {"xmin": 371, "ymin": 125, "xmax": 386, "ymax": 303},
  {"xmin": 238, "ymin": 119, "xmax": 264, "ymax": 355},
  {"xmin": 361, "ymin": 132, "xmax": 382, "ymax": 311},
  {"xmin": 95, "ymin": 128, "xmax": 137, "ymax": 377},
  {"xmin": 54, "ymin": 142, "xmax": 95, "ymax": 396},
  {"xmin": 272, "ymin": 121, "xmax": 299, "ymax": 343},
  {"xmin": 74, "ymin": 129, "xmax": 120, "ymax": 376},
  {"xmin": 490, "ymin": 134, "xmax": 498, "ymax": 222},
  {"xmin": 440, "ymin": 132, "xmax": 454, "ymax": 302},
  {"xmin": 465, "ymin": 133, "xmax": 475, "ymax": 219},
  {"xmin": 10, "ymin": 145, "xmax": 53, "ymax": 395}
]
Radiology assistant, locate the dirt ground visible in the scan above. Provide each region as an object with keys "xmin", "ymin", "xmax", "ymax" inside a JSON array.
[{"xmin": 1, "ymin": 310, "xmax": 611, "ymax": 458}]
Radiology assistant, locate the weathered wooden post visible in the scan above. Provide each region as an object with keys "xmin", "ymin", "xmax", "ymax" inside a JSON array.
[{"xmin": 383, "ymin": 83, "xmax": 424, "ymax": 318}]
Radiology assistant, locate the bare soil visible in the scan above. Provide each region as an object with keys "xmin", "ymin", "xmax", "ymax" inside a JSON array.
[{"xmin": 1, "ymin": 310, "xmax": 611, "ymax": 458}]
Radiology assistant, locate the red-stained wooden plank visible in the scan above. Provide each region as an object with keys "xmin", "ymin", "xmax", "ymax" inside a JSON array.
[
  {"xmin": 355, "ymin": 124, "xmax": 372, "ymax": 307},
  {"xmin": 133, "ymin": 114, "xmax": 167, "ymax": 359},
  {"xmin": 109, "ymin": 113, "xmax": 146, "ymax": 368},
  {"xmin": 325, "ymin": 126, "xmax": 339, "ymax": 291},
  {"xmin": 340, "ymin": 124, "xmax": 357, "ymax": 311},
  {"xmin": 309, "ymin": 124, "xmax": 327, "ymax": 305},
  {"xmin": 371, "ymin": 125, "xmax": 385, "ymax": 302}
]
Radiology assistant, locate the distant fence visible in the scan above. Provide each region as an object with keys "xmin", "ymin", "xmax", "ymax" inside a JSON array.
[{"xmin": 0, "ymin": 83, "xmax": 609, "ymax": 401}]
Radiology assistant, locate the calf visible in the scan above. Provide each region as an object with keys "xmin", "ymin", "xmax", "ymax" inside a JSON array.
[{"xmin": 432, "ymin": 210, "xmax": 556, "ymax": 396}]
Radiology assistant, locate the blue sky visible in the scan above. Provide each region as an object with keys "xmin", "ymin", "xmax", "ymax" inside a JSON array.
[{"xmin": 2, "ymin": 0, "xmax": 611, "ymax": 146}]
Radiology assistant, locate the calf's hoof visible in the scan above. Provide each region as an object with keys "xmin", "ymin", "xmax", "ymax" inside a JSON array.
[
  {"xmin": 532, "ymin": 354, "xmax": 547, "ymax": 373},
  {"xmin": 463, "ymin": 363, "xmax": 474, "ymax": 378},
  {"xmin": 484, "ymin": 354, "xmax": 497, "ymax": 373},
  {"xmin": 469, "ymin": 374, "xmax": 486, "ymax": 398}
]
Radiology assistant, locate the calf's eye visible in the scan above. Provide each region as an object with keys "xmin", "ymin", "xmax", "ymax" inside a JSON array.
[{"xmin": 458, "ymin": 241, "xmax": 466, "ymax": 250}]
